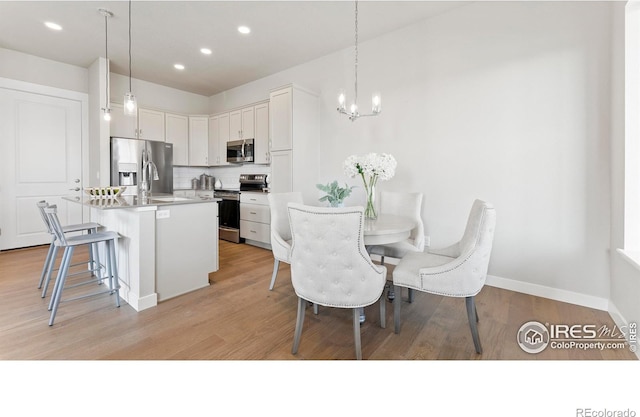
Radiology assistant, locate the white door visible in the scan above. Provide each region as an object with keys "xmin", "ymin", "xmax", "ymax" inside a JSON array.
[{"xmin": 0, "ymin": 88, "xmax": 83, "ymax": 250}]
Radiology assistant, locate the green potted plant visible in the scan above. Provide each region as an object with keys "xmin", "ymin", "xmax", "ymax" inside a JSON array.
[{"xmin": 316, "ymin": 180, "xmax": 355, "ymax": 207}]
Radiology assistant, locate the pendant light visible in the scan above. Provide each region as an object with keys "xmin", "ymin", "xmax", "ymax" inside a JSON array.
[
  {"xmin": 123, "ymin": 0, "xmax": 137, "ymax": 116},
  {"xmin": 99, "ymin": 8, "xmax": 113, "ymax": 121},
  {"xmin": 337, "ymin": 0, "xmax": 381, "ymax": 121}
]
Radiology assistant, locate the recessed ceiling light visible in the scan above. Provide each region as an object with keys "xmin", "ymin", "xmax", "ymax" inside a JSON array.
[
  {"xmin": 200, "ymin": 48, "xmax": 212, "ymax": 55},
  {"xmin": 45, "ymin": 22, "xmax": 62, "ymax": 31},
  {"xmin": 174, "ymin": 64, "xmax": 185, "ymax": 70},
  {"xmin": 238, "ymin": 26, "xmax": 251, "ymax": 35}
]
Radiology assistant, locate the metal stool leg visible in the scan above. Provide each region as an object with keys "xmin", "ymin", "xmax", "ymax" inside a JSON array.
[
  {"xmin": 49, "ymin": 246, "xmax": 74, "ymax": 325},
  {"xmin": 38, "ymin": 240, "xmax": 55, "ymax": 289},
  {"xmin": 41, "ymin": 245, "xmax": 59, "ymax": 298}
]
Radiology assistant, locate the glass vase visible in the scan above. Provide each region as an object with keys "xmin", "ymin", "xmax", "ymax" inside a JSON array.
[{"xmin": 364, "ymin": 183, "xmax": 377, "ymax": 220}]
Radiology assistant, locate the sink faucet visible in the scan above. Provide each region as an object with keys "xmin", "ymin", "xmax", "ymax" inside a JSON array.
[{"xmin": 140, "ymin": 149, "xmax": 159, "ymax": 199}]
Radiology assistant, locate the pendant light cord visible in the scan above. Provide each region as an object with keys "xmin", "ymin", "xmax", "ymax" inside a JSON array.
[
  {"xmin": 128, "ymin": 0, "xmax": 132, "ymax": 92},
  {"xmin": 104, "ymin": 13, "xmax": 109, "ymax": 106}
]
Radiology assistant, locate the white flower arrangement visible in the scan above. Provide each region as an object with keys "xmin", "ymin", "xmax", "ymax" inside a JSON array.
[{"xmin": 344, "ymin": 153, "xmax": 397, "ymax": 218}]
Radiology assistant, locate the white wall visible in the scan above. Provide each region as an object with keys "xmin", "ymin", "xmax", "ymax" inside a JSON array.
[
  {"xmin": 0, "ymin": 48, "xmax": 88, "ymax": 93},
  {"xmin": 110, "ymin": 73, "xmax": 209, "ymax": 115},
  {"xmin": 210, "ymin": 1, "xmax": 615, "ymax": 302}
]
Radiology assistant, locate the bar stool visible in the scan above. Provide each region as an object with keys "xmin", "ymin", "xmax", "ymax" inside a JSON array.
[
  {"xmin": 44, "ymin": 205, "xmax": 121, "ymax": 326},
  {"xmin": 36, "ymin": 201, "xmax": 102, "ymax": 299}
]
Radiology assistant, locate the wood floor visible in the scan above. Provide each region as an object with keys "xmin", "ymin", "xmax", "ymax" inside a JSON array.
[{"xmin": 0, "ymin": 240, "xmax": 636, "ymax": 360}]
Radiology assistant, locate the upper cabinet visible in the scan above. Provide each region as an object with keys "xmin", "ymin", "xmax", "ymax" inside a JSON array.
[
  {"xmin": 269, "ymin": 87, "xmax": 293, "ymax": 151},
  {"xmin": 268, "ymin": 85, "xmax": 318, "ymax": 203},
  {"xmin": 109, "ymin": 103, "xmax": 165, "ymax": 141},
  {"xmin": 165, "ymin": 113, "xmax": 189, "ymax": 166},
  {"xmin": 188, "ymin": 116, "xmax": 209, "ymax": 166},
  {"xmin": 138, "ymin": 108, "xmax": 165, "ymax": 141},
  {"xmin": 208, "ymin": 113, "xmax": 230, "ymax": 166},
  {"xmin": 254, "ymin": 102, "xmax": 269, "ymax": 164},
  {"xmin": 229, "ymin": 105, "xmax": 255, "ymax": 141}
]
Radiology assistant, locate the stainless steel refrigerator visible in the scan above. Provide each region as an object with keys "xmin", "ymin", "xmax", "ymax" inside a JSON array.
[{"xmin": 110, "ymin": 137, "xmax": 173, "ymax": 196}]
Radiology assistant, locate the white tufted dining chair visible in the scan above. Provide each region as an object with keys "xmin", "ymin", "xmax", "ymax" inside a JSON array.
[
  {"xmin": 392, "ymin": 199, "xmax": 496, "ymax": 354},
  {"xmin": 287, "ymin": 203, "xmax": 387, "ymax": 360},
  {"xmin": 267, "ymin": 192, "xmax": 303, "ymax": 291}
]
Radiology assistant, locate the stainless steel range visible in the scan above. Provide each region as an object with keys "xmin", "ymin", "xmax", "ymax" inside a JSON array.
[
  {"xmin": 214, "ymin": 189, "xmax": 241, "ymax": 243},
  {"xmin": 214, "ymin": 174, "xmax": 268, "ymax": 243}
]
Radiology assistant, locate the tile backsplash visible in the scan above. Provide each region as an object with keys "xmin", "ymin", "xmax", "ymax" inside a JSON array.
[{"xmin": 174, "ymin": 164, "xmax": 270, "ymax": 190}]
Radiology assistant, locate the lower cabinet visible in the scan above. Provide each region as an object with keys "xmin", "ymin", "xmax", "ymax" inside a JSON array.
[{"xmin": 240, "ymin": 192, "xmax": 271, "ymax": 249}]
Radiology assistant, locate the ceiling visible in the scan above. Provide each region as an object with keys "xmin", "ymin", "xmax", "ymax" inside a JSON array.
[{"xmin": 0, "ymin": 1, "xmax": 469, "ymax": 96}]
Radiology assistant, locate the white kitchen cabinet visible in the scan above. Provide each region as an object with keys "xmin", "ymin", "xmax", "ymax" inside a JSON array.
[
  {"xmin": 269, "ymin": 150, "xmax": 293, "ymax": 194},
  {"xmin": 188, "ymin": 116, "xmax": 209, "ymax": 166},
  {"xmin": 208, "ymin": 112, "xmax": 230, "ymax": 166},
  {"xmin": 254, "ymin": 102, "xmax": 269, "ymax": 164},
  {"xmin": 165, "ymin": 113, "xmax": 189, "ymax": 166},
  {"xmin": 229, "ymin": 106, "xmax": 255, "ymax": 141},
  {"xmin": 268, "ymin": 84, "xmax": 318, "ymax": 203},
  {"xmin": 138, "ymin": 107, "xmax": 165, "ymax": 141},
  {"xmin": 109, "ymin": 102, "xmax": 137, "ymax": 138},
  {"xmin": 269, "ymin": 88, "xmax": 292, "ymax": 151},
  {"xmin": 109, "ymin": 103, "xmax": 164, "ymax": 141},
  {"xmin": 240, "ymin": 192, "xmax": 270, "ymax": 249}
]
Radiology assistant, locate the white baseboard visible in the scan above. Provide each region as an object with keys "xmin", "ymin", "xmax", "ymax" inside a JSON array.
[{"xmin": 485, "ymin": 274, "xmax": 609, "ymax": 311}]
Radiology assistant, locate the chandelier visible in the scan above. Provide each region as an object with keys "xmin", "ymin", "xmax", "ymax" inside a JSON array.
[
  {"xmin": 337, "ymin": 0, "xmax": 381, "ymax": 121},
  {"xmin": 99, "ymin": 8, "xmax": 113, "ymax": 121}
]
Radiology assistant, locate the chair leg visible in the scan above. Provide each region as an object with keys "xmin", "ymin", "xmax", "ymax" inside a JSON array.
[
  {"xmin": 42, "ymin": 245, "xmax": 59, "ymax": 299},
  {"xmin": 379, "ymin": 295, "xmax": 386, "ymax": 329},
  {"xmin": 353, "ymin": 309, "xmax": 362, "ymax": 360},
  {"xmin": 49, "ymin": 246, "xmax": 74, "ymax": 326},
  {"xmin": 268, "ymin": 259, "xmax": 279, "ymax": 290},
  {"xmin": 466, "ymin": 296, "xmax": 482, "ymax": 354},
  {"xmin": 313, "ymin": 303, "xmax": 319, "ymax": 315},
  {"xmin": 38, "ymin": 241, "xmax": 55, "ymax": 289},
  {"xmin": 394, "ymin": 285, "xmax": 402, "ymax": 334},
  {"xmin": 292, "ymin": 297, "xmax": 306, "ymax": 354}
]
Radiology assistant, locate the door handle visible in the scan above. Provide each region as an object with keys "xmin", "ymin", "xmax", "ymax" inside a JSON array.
[
  {"xmin": 74, "ymin": 179, "xmax": 80, "ymax": 183},
  {"xmin": 69, "ymin": 187, "xmax": 80, "ymax": 191}
]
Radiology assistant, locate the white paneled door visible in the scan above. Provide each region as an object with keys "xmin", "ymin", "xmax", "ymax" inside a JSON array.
[{"xmin": 0, "ymin": 87, "xmax": 83, "ymax": 250}]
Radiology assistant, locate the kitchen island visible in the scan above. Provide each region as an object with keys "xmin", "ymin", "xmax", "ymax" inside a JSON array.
[{"xmin": 65, "ymin": 195, "xmax": 219, "ymax": 311}]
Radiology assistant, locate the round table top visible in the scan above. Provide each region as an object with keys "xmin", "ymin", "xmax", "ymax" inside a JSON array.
[{"xmin": 363, "ymin": 214, "xmax": 415, "ymax": 246}]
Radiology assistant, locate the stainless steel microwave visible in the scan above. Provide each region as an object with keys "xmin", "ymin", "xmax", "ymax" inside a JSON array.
[{"xmin": 227, "ymin": 139, "xmax": 254, "ymax": 163}]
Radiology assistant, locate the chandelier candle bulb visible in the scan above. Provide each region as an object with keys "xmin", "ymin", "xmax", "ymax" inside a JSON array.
[
  {"xmin": 372, "ymin": 93, "xmax": 381, "ymax": 113},
  {"xmin": 338, "ymin": 90, "xmax": 347, "ymax": 111}
]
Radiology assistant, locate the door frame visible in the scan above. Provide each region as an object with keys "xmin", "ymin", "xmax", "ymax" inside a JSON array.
[{"xmin": 0, "ymin": 77, "xmax": 90, "ymax": 248}]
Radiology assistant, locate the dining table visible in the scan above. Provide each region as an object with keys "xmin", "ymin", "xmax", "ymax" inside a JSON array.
[
  {"xmin": 363, "ymin": 214, "xmax": 416, "ymax": 247},
  {"xmin": 361, "ymin": 213, "xmax": 416, "ymax": 323}
]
